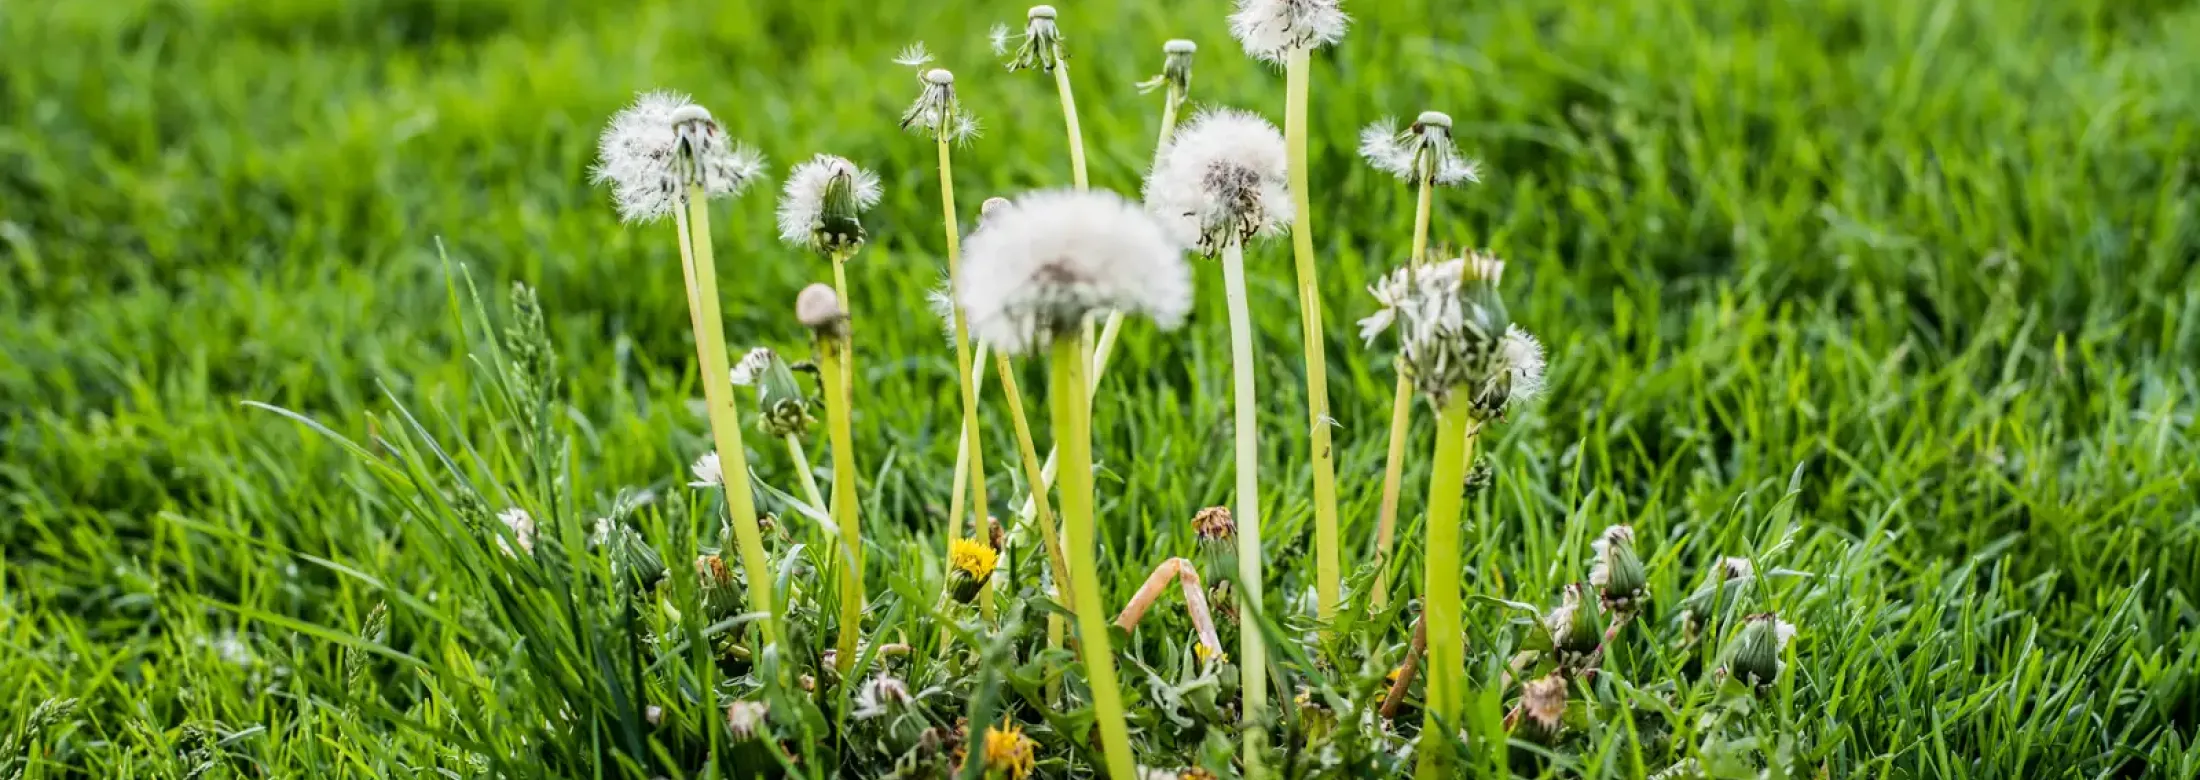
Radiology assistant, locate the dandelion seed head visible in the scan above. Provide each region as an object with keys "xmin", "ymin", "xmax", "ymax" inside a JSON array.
[
  {"xmin": 496, "ymin": 507, "xmax": 535, "ymax": 557},
  {"xmin": 1229, "ymin": 0, "xmax": 1350, "ymax": 64},
  {"xmin": 1144, "ymin": 108, "xmax": 1291, "ymax": 254},
  {"xmin": 1359, "ymin": 113, "xmax": 1479, "ymax": 186},
  {"xmin": 592, "ymin": 91, "xmax": 766, "ymax": 223},
  {"xmin": 956, "ymin": 189, "xmax": 1191, "ymax": 355},
  {"xmin": 1358, "ymin": 253, "xmax": 1512, "ymax": 404},
  {"xmin": 777, "ymin": 154, "xmax": 882, "ymax": 252}
]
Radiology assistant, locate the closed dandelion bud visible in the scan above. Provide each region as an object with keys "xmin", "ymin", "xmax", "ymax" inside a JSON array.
[
  {"xmin": 1544, "ymin": 583, "xmax": 1602, "ymax": 660},
  {"xmin": 1505, "ymin": 675, "xmax": 1568, "ymax": 745},
  {"xmin": 795, "ymin": 283, "xmax": 849, "ymax": 340},
  {"xmin": 1136, "ymin": 40, "xmax": 1196, "ymax": 96},
  {"xmin": 696, "ymin": 554, "xmax": 741, "ymax": 618},
  {"xmin": 996, "ymin": 6, "xmax": 1065, "ymax": 72},
  {"xmin": 947, "ymin": 538, "xmax": 998, "ymax": 604},
  {"xmin": 731, "ymin": 347, "xmax": 815, "ymax": 437},
  {"xmin": 724, "ymin": 700, "xmax": 769, "ymax": 742},
  {"xmin": 1725, "ymin": 612, "xmax": 1796, "ymax": 688},
  {"xmin": 1589, "ymin": 525, "xmax": 1648, "ymax": 612}
]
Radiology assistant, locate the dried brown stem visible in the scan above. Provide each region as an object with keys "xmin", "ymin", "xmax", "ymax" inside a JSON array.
[
  {"xmin": 1380, "ymin": 613, "xmax": 1429, "ymax": 719},
  {"xmin": 1111, "ymin": 557, "xmax": 1224, "ymax": 660}
]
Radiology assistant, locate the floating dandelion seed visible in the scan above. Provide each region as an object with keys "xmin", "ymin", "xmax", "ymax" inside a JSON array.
[
  {"xmin": 689, "ymin": 452, "xmax": 723, "ymax": 488},
  {"xmin": 894, "ymin": 41, "xmax": 934, "ymax": 67},
  {"xmin": 999, "ymin": 5, "xmax": 1065, "ymax": 72},
  {"xmin": 956, "ymin": 190, "xmax": 1190, "ymax": 354},
  {"xmin": 591, "ymin": 92, "xmax": 766, "ymax": 223},
  {"xmin": 1359, "ymin": 111, "xmax": 1480, "ymax": 186},
  {"xmin": 1229, "ymin": 0, "xmax": 1351, "ymax": 65},
  {"xmin": 495, "ymin": 507, "xmax": 535, "ymax": 557},
  {"xmin": 777, "ymin": 154, "xmax": 882, "ymax": 255},
  {"xmin": 901, "ymin": 69, "xmax": 982, "ymax": 143},
  {"xmin": 1143, "ymin": 108, "xmax": 1292, "ymax": 255}
]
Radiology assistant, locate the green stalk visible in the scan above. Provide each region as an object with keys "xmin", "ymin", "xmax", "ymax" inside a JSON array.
[
  {"xmin": 942, "ymin": 341, "xmax": 996, "ymax": 643},
  {"xmin": 1416, "ymin": 395, "xmax": 1477, "ymax": 778},
  {"xmin": 816, "ymin": 330, "xmax": 862, "ymax": 674},
  {"xmin": 995, "ymin": 352, "xmax": 1071, "ymax": 609},
  {"xmin": 1372, "ymin": 174, "xmax": 1437, "ymax": 608},
  {"xmin": 938, "ymin": 128, "xmax": 991, "ymax": 630},
  {"xmin": 1049, "ymin": 338, "xmax": 1135, "ymax": 780},
  {"xmin": 1052, "ymin": 61, "xmax": 1089, "ymax": 190},
  {"xmin": 1285, "ymin": 48, "xmax": 1341, "ymax": 623},
  {"xmin": 786, "ymin": 434, "xmax": 826, "ymax": 518},
  {"xmin": 831, "ymin": 250, "xmax": 855, "ymax": 392},
  {"xmin": 1222, "ymin": 237, "xmax": 1269, "ymax": 752},
  {"xmin": 675, "ymin": 186, "xmax": 779, "ymax": 652}
]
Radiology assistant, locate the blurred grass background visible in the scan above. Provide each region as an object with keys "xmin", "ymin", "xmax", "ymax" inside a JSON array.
[{"xmin": 3, "ymin": 0, "xmax": 2197, "ymax": 776}]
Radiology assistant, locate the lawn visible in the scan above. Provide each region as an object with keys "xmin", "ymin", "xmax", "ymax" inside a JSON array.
[{"xmin": 3, "ymin": 0, "xmax": 2197, "ymax": 777}]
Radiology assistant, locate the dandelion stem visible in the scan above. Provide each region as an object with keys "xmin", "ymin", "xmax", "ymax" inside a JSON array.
[
  {"xmin": 1223, "ymin": 237, "xmax": 1270, "ymax": 750},
  {"xmin": 1417, "ymin": 397, "xmax": 1478, "ymax": 778},
  {"xmin": 1373, "ymin": 174, "xmax": 1437, "ymax": 609},
  {"xmin": 674, "ymin": 185, "xmax": 780, "ymax": 654},
  {"xmin": 831, "ymin": 250, "xmax": 856, "ymax": 392},
  {"xmin": 995, "ymin": 352, "xmax": 1071, "ymax": 608},
  {"xmin": 786, "ymin": 433, "xmax": 826, "ymax": 518},
  {"xmin": 938, "ymin": 126, "xmax": 991, "ymax": 649},
  {"xmin": 815, "ymin": 330, "xmax": 862, "ymax": 675},
  {"xmin": 1052, "ymin": 62, "xmax": 1089, "ymax": 190},
  {"xmin": 1285, "ymin": 47, "xmax": 1342, "ymax": 627},
  {"xmin": 1049, "ymin": 337, "xmax": 1136, "ymax": 780}
]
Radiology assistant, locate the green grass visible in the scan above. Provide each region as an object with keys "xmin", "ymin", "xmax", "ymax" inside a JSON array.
[{"xmin": 4, "ymin": 0, "xmax": 2198, "ymax": 777}]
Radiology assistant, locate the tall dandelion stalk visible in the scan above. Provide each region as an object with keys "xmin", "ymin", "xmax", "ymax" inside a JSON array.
[
  {"xmin": 1358, "ymin": 253, "xmax": 1546, "ymax": 776},
  {"xmin": 1143, "ymin": 107, "xmax": 1291, "ymax": 768},
  {"xmin": 591, "ymin": 92, "xmax": 780, "ymax": 652},
  {"xmin": 794, "ymin": 284, "xmax": 865, "ymax": 674},
  {"xmin": 899, "ymin": 61, "xmax": 992, "ymax": 627},
  {"xmin": 958, "ymin": 190, "xmax": 1191, "ymax": 780},
  {"xmin": 1358, "ymin": 112, "xmax": 1480, "ymax": 607},
  {"xmin": 1233, "ymin": 0, "xmax": 1352, "ymax": 630}
]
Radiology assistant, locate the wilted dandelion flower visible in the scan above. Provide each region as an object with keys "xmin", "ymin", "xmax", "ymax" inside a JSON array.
[
  {"xmin": 853, "ymin": 674, "xmax": 914, "ymax": 719},
  {"xmin": 689, "ymin": 452, "xmax": 723, "ymax": 488},
  {"xmin": 947, "ymin": 538, "xmax": 999, "ymax": 604},
  {"xmin": 495, "ymin": 507, "xmax": 535, "ymax": 557},
  {"xmin": 1138, "ymin": 39, "xmax": 1198, "ymax": 94},
  {"xmin": 977, "ymin": 722, "xmax": 1038, "ymax": 779},
  {"xmin": 777, "ymin": 155, "xmax": 882, "ymax": 256},
  {"xmin": 956, "ymin": 190, "xmax": 1191, "ymax": 354},
  {"xmin": 1506, "ymin": 675, "xmax": 1568, "ymax": 744},
  {"xmin": 1357, "ymin": 253, "xmax": 1510, "ymax": 405},
  {"xmin": 1725, "ymin": 612, "xmax": 1798, "ymax": 688},
  {"xmin": 901, "ymin": 69, "xmax": 982, "ymax": 144},
  {"xmin": 1359, "ymin": 111, "xmax": 1479, "ymax": 186},
  {"xmin": 592, "ymin": 92, "xmax": 766, "ymax": 223},
  {"xmin": 997, "ymin": 5, "xmax": 1065, "ymax": 72},
  {"xmin": 1229, "ymin": 0, "xmax": 1351, "ymax": 64},
  {"xmin": 1143, "ymin": 108, "xmax": 1292, "ymax": 255}
]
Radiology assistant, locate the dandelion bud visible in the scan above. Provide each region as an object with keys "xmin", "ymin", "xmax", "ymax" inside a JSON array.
[
  {"xmin": 731, "ymin": 347, "xmax": 815, "ymax": 437},
  {"xmin": 1505, "ymin": 675, "xmax": 1567, "ymax": 745},
  {"xmin": 1725, "ymin": 612, "xmax": 1796, "ymax": 689},
  {"xmin": 998, "ymin": 6, "xmax": 1065, "ymax": 72},
  {"xmin": 695, "ymin": 554, "xmax": 742, "ymax": 618},
  {"xmin": 592, "ymin": 92, "xmax": 765, "ymax": 224},
  {"xmin": 1143, "ymin": 108, "xmax": 1292, "ymax": 255},
  {"xmin": 1139, "ymin": 39, "xmax": 1198, "ymax": 95},
  {"xmin": 795, "ymin": 283, "xmax": 849, "ymax": 339},
  {"xmin": 1544, "ymin": 583, "xmax": 1601, "ymax": 661},
  {"xmin": 947, "ymin": 538, "xmax": 999, "ymax": 604},
  {"xmin": 1589, "ymin": 525, "xmax": 1648, "ymax": 612},
  {"xmin": 1359, "ymin": 111, "xmax": 1481, "ymax": 187},
  {"xmin": 1229, "ymin": 0, "xmax": 1350, "ymax": 64},
  {"xmin": 723, "ymin": 700, "xmax": 769, "ymax": 742},
  {"xmin": 957, "ymin": 190, "xmax": 1190, "ymax": 355},
  {"xmin": 778, "ymin": 155, "xmax": 882, "ymax": 258}
]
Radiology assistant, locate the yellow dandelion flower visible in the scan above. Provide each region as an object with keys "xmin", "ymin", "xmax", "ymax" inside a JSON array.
[
  {"xmin": 1193, "ymin": 642, "xmax": 1228, "ymax": 665},
  {"xmin": 979, "ymin": 721, "xmax": 1037, "ymax": 779},
  {"xmin": 948, "ymin": 538, "xmax": 998, "ymax": 604}
]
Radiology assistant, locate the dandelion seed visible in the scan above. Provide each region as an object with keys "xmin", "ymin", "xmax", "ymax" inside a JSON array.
[
  {"xmin": 689, "ymin": 452, "xmax": 723, "ymax": 488},
  {"xmin": 495, "ymin": 507, "xmax": 536, "ymax": 557},
  {"xmin": 1360, "ymin": 111, "xmax": 1480, "ymax": 186},
  {"xmin": 1000, "ymin": 5, "xmax": 1065, "ymax": 72},
  {"xmin": 901, "ymin": 69, "xmax": 981, "ymax": 143},
  {"xmin": 1229, "ymin": 0, "xmax": 1351, "ymax": 65},
  {"xmin": 592, "ymin": 92, "xmax": 766, "ymax": 223},
  {"xmin": 894, "ymin": 41, "xmax": 934, "ymax": 67},
  {"xmin": 957, "ymin": 190, "xmax": 1190, "ymax": 355},
  {"xmin": 1143, "ymin": 108, "xmax": 1292, "ymax": 254},
  {"xmin": 777, "ymin": 154, "xmax": 882, "ymax": 256}
]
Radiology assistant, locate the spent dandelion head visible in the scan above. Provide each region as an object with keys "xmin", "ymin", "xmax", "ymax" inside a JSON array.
[
  {"xmin": 1139, "ymin": 39, "xmax": 1198, "ymax": 95},
  {"xmin": 1229, "ymin": 0, "xmax": 1351, "ymax": 65},
  {"xmin": 999, "ymin": 5, "xmax": 1066, "ymax": 72},
  {"xmin": 1359, "ymin": 111, "xmax": 1480, "ymax": 186},
  {"xmin": 795, "ymin": 283, "xmax": 850, "ymax": 340},
  {"xmin": 901, "ymin": 69, "xmax": 982, "ymax": 144},
  {"xmin": 592, "ymin": 92, "xmax": 766, "ymax": 223},
  {"xmin": 947, "ymin": 538, "xmax": 998, "ymax": 604},
  {"xmin": 1507, "ymin": 674, "xmax": 1568, "ymax": 744},
  {"xmin": 1192, "ymin": 506, "xmax": 1236, "ymax": 548},
  {"xmin": 777, "ymin": 154, "xmax": 883, "ymax": 257},
  {"xmin": 956, "ymin": 189, "xmax": 1191, "ymax": 355},
  {"xmin": 1143, "ymin": 108, "xmax": 1292, "ymax": 255},
  {"xmin": 1358, "ymin": 252, "xmax": 1513, "ymax": 406}
]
